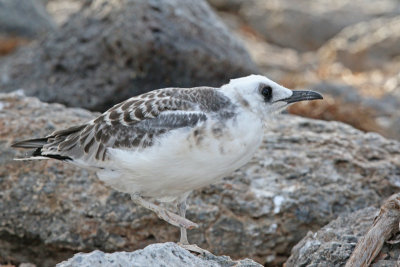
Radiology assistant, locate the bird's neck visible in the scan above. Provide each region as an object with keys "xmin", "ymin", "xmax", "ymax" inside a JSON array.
[{"xmin": 220, "ymin": 85, "xmax": 265, "ymax": 119}]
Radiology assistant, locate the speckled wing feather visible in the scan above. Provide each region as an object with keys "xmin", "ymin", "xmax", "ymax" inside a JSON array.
[{"xmin": 35, "ymin": 87, "xmax": 234, "ymax": 166}]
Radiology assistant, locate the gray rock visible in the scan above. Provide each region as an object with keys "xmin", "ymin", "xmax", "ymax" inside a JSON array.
[
  {"xmin": 286, "ymin": 207, "xmax": 400, "ymax": 267},
  {"xmin": 56, "ymin": 242, "xmax": 262, "ymax": 267},
  {"xmin": 285, "ymin": 207, "xmax": 375, "ymax": 266},
  {"xmin": 206, "ymin": 0, "xmax": 244, "ymax": 12},
  {"xmin": 45, "ymin": 0, "xmax": 84, "ymax": 26},
  {"xmin": 309, "ymin": 80, "xmax": 400, "ymax": 141},
  {"xmin": 0, "ymin": 0, "xmax": 257, "ymax": 111},
  {"xmin": 319, "ymin": 16, "xmax": 400, "ymax": 71},
  {"xmin": 236, "ymin": 0, "xmax": 400, "ymax": 51},
  {"xmin": 0, "ymin": 0, "xmax": 55, "ymax": 38},
  {"xmin": 1, "ymin": 92, "xmax": 400, "ymax": 266},
  {"xmin": 310, "ymin": 82, "xmax": 362, "ymax": 104}
]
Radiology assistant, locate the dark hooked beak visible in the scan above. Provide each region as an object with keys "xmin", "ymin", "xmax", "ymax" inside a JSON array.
[{"xmin": 282, "ymin": 90, "xmax": 323, "ymax": 104}]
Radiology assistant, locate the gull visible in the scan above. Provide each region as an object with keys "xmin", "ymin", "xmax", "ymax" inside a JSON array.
[{"xmin": 11, "ymin": 74, "xmax": 323, "ymax": 253}]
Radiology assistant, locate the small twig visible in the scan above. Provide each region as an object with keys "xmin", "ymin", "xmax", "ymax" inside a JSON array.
[{"xmin": 345, "ymin": 193, "xmax": 400, "ymax": 267}]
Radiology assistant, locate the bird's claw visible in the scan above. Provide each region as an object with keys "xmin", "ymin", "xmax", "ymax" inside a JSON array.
[
  {"xmin": 158, "ymin": 209, "xmax": 198, "ymax": 229},
  {"xmin": 178, "ymin": 243, "xmax": 212, "ymax": 256}
]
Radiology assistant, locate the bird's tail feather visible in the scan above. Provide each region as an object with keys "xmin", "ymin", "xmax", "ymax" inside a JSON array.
[
  {"xmin": 12, "ymin": 137, "xmax": 73, "ymax": 161},
  {"xmin": 14, "ymin": 156, "xmax": 50, "ymax": 161},
  {"xmin": 11, "ymin": 138, "xmax": 48, "ymax": 149},
  {"xmin": 12, "ymin": 124, "xmax": 85, "ymax": 161},
  {"xmin": 11, "ymin": 138, "xmax": 48, "ymax": 160}
]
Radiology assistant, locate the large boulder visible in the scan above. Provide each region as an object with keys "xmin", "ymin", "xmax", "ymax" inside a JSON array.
[
  {"xmin": 285, "ymin": 206, "xmax": 400, "ymax": 266},
  {"xmin": 56, "ymin": 242, "xmax": 262, "ymax": 267},
  {"xmin": 0, "ymin": 0, "xmax": 55, "ymax": 55},
  {"xmin": 0, "ymin": 0, "xmax": 257, "ymax": 111},
  {"xmin": 206, "ymin": 0, "xmax": 244, "ymax": 12},
  {"xmin": 210, "ymin": 0, "xmax": 400, "ymax": 51},
  {"xmin": 1, "ymin": 92, "xmax": 400, "ymax": 266},
  {"xmin": 45, "ymin": 0, "xmax": 84, "ymax": 26},
  {"xmin": 319, "ymin": 16, "xmax": 400, "ymax": 72},
  {"xmin": 0, "ymin": 0, "xmax": 55, "ymax": 38},
  {"xmin": 289, "ymin": 81, "xmax": 400, "ymax": 141}
]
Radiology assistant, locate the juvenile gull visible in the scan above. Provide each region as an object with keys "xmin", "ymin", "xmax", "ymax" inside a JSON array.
[{"xmin": 12, "ymin": 75, "xmax": 323, "ymax": 253}]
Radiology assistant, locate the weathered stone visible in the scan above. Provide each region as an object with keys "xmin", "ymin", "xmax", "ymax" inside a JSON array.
[
  {"xmin": 319, "ymin": 16, "xmax": 400, "ymax": 71},
  {"xmin": 286, "ymin": 207, "xmax": 400, "ymax": 267},
  {"xmin": 1, "ymin": 93, "xmax": 400, "ymax": 266},
  {"xmin": 289, "ymin": 81, "xmax": 400, "ymax": 141},
  {"xmin": 233, "ymin": 0, "xmax": 400, "ymax": 51},
  {"xmin": 0, "ymin": 0, "xmax": 55, "ymax": 56},
  {"xmin": 381, "ymin": 73, "xmax": 400, "ymax": 140},
  {"xmin": 0, "ymin": 0, "xmax": 55, "ymax": 38},
  {"xmin": 288, "ymin": 82, "xmax": 386, "ymax": 136},
  {"xmin": 45, "ymin": 0, "xmax": 84, "ymax": 26},
  {"xmin": 0, "ymin": 0, "xmax": 257, "ymax": 111},
  {"xmin": 206, "ymin": 0, "xmax": 244, "ymax": 12},
  {"xmin": 56, "ymin": 242, "xmax": 262, "ymax": 267}
]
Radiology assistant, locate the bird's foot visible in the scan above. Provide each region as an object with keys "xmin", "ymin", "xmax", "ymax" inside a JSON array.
[
  {"xmin": 178, "ymin": 243, "xmax": 212, "ymax": 256},
  {"xmin": 159, "ymin": 209, "xmax": 198, "ymax": 229},
  {"xmin": 131, "ymin": 193, "xmax": 198, "ymax": 229}
]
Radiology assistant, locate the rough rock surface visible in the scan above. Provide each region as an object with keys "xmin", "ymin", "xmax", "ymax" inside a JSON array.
[
  {"xmin": 227, "ymin": 0, "xmax": 400, "ymax": 51},
  {"xmin": 56, "ymin": 242, "xmax": 262, "ymax": 267},
  {"xmin": 1, "ymin": 93, "xmax": 400, "ymax": 266},
  {"xmin": 289, "ymin": 82, "xmax": 389, "ymax": 137},
  {"xmin": 319, "ymin": 16, "xmax": 400, "ymax": 71},
  {"xmin": 0, "ymin": 0, "xmax": 257, "ymax": 111},
  {"xmin": 306, "ymin": 81, "xmax": 400, "ymax": 142},
  {"xmin": 0, "ymin": 0, "xmax": 55, "ymax": 55},
  {"xmin": 45, "ymin": 0, "xmax": 84, "ymax": 26},
  {"xmin": 207, "ymin": 0, "xmax": 244, "ymax": 12},
  {"xmin": 286, "ymin": 207, "xmax": 400, "ymax": 267},
  {"xmin": 0, "ymin": 0, "xmax": 55, "ymax": 38}
]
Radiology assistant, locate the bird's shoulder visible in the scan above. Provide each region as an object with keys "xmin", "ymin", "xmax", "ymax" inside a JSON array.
[
  {"xmin": 102, "ymin": 86, "xmax": 231, "ymax": 122},
  {"xmin": 88, "ymin": 86, "xmax": 234, "ymax": 129}
]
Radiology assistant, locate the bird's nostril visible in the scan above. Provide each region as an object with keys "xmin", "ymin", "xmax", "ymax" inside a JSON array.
[{"xmin": 306, "ymin": 91, "xmax": 311, "ymax": 100}]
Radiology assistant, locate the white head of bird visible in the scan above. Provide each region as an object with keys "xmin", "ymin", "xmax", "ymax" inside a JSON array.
[{"xmin": 223, "ymin": 74, "xmax": 322, "ymax": 120}]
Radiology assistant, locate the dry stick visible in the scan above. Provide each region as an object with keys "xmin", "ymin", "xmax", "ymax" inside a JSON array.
[{"xmin": 345, "ymin": 193, "xmax": 400, "ymax": 267}]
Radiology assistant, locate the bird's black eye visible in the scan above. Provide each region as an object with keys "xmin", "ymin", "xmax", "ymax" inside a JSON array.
[{"xmin": 261, "ymin": 85, "xmax": 273, "ymax": 102}]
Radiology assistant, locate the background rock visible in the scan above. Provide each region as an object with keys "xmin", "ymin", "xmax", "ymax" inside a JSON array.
[
  {"xmin": 288, "ymin": 82, "xmax": 387, "ymax": 137},
  {"xmin": 206, "ymin": 0, "xmax": 244, "ymax": 12},
  {"xmin": 203, "ymin": 0, "xmax": 400, "ymax": 143},
  {"xmin": 2, "ymin": 93, "xmax": 400, "ymax": 266},
  {"xmin": 0, "ymin": 0, "xmax": 55, "ymax": 38},
  {"xmin": 56, "ymin": 242, "xmax": 262, "ymax": 267},
  {"xmin": 319, "ymin": 16, "xmax": 400, "ymax": 72},
  {"xmin": 209, "ymin": 0, "xmax": 400, "ymax": 51},
  {"xmin": 0, "ymin": 0, "xmax": 55, "ymax": 55},
  {"xmin": 285, "ymin": 206, "xmax": 400, "ymax": 267},
  {"xmin": 0, "ymin": 0, "xmax": 257, "ymax": 111},
  {"xmin": 45, "ymin": 0, "xmax": 83, "ymax": 26}
]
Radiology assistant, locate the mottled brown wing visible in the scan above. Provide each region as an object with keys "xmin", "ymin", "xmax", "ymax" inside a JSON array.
[{"xmin": 40, "ymin": 87, "xmax": 233, "ymax": 165}]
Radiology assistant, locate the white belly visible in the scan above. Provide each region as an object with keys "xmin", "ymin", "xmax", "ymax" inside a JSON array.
[{"xmin": 97, "ymin": 112, "xmax": 263, "ymax": 201}]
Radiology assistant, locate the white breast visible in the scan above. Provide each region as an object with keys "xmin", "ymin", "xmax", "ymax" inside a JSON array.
[{"xmin": 97, "ymin": 110, "xmax": 263, "ymax": 201}]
